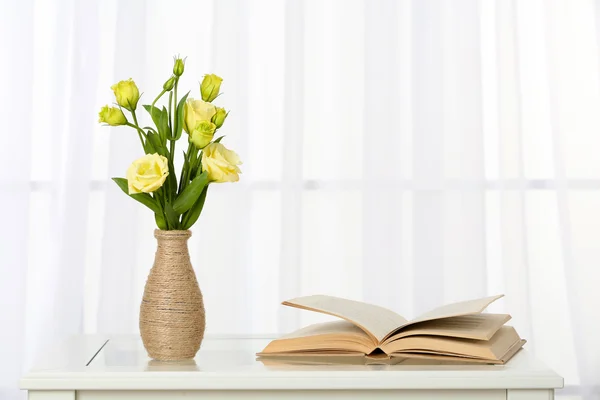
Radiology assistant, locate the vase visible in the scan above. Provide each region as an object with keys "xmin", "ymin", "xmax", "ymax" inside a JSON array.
[{"xmin": 139, "ymin": 229, "xmax": 205, "ymax": 361}]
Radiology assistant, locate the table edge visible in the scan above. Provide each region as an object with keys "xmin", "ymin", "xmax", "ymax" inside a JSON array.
[{"xmin": 19, "ymin": 335, "xmax": 565, "ymax": 391}]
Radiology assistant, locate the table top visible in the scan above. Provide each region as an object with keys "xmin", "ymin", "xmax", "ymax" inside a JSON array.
[{"xmin": 20, "ymin": 335, "xmax": 563, "ymax": 391}]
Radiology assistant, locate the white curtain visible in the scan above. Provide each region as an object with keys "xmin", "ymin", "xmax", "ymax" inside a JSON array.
[{"xmin": 2, "ymin": 0, "xmax": 600, "ymax": 398}]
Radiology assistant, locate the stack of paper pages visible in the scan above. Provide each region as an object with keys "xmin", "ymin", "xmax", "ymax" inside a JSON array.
[{"xmin": 258, "ymin": 294, "xmax": 525, "ymax": 365}]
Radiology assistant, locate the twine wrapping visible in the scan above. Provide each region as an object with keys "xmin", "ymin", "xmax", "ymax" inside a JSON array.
[{"xmin": 140, "ymin": 229, "xmax": 205, "ymax": 361}]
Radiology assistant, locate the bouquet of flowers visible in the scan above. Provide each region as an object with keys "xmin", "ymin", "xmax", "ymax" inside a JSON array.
[{"xmin": 98, "ymin": 56, "xmax": 242, "ymax": 230}]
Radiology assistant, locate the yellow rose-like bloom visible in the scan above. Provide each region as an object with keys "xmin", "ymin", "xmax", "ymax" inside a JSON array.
[
  {"xmin": 111, "ymin": 78, "xmax": 140, "ymax": 111},
  {"xmin": 200, "ymin": 74, "xmax": 222, "ymax": 102},
  {"xmin": 98, "ymin": 105, "xmax": 127, "ymax": 126},
  {"xmin": 183, "ymin": 98, "xmax": 216, "ymax": 134},
  {"xmin": 212, "ymin": 107, "xmax": 228, "ymax": 128},
  {"xmin": 190, "ymin": 121, "xmax": 216, "ymax": 149},
  {"xmin": 201, "ymin": 143, "xmax": 242, "ymax": 183},
  {"xmin": 126, "ymin": 153, "xmax": 169, "ymax": 194}
]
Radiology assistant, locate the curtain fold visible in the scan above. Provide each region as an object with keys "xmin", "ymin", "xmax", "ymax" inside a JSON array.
[
  {"xmin": 2, "ymin": 0, "xmax": 599, "ymax": 399},
  {"xmin": 362, "ymin": 0, "xmax": 405, "ymax": 312},
  {"xmin": 440, "ymin": 0, "xmax": 487, "ymax": 303},
  {"xmin": 411, "ymin": 0, "xmax": 446, "ymax": 315},
  {"xmin": 97, "ymin": 0, "xmax": 148, "ymax": 335},
  {"xmin": 495, "ymin": 0, "xmax": 535, "ymax": 346},
  {"xmin": 544, "ymin": 0, "xmax": 600, "ymax": 395},
  {"xmin": 0, "ymin": 2, "xmax": 34, "ymax": 399},
  {"xmin": 278, "ymin": 0, "xmax": 305, "ymax": 333},
  {"xmin": 50, "ymin": 0, "xmax": 100, "ymax": 342}
]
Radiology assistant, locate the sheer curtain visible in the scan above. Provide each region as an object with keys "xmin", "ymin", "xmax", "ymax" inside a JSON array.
[{"xmin": 2, "ymin": 0, "xmax": 600, "ymax": 398}]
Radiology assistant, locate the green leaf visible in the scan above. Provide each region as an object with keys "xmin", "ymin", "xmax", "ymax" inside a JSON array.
[
  {"xmin": 142, "ymin": 138, "xmax": 155, "ymax": 154},
  {"xmin": 213, "ymin": 135, "xmax": 225, "ymax": 144},
  {"xmin": 192, "ymin": 151, "xmax": 203, "ymax": 178},
  {"xmin": 143, "ymin": 105, "xmax": 170, "ymax": 144},
  {"xmin": 146, "ymin": 131, "xmax": 166, "ymax": 157},
  {"xmin": 172, "ymin": 172, "xmax": 208, "ymax": 214},
  {"xmin": 143, "ymin": 104, "xmax": 161, "ymax": 126},
  {"xmin": 154, "ymin": 213, "xmax": 167, "ymax": 230},
  {"xmin": 143, "ymin": 126, "xmax": 159, "ymax": 135},
  {"xmin": 187, "ymin": 149, "xmax": 198, "ymax": 177},
  {"xmin": 167, "ymin": 157, "xmax": 177, "ymax": 196},
  {"xmin": 164, "ymin": 202, "xmax": 180, "ymax": 229},
  {"xmin": 178, "ymin": 151, "xmax": 190, "ymax": 194},
  {"xmin": 174, "ymin": 91, "xmax": 190, "ymax": 140},
  {"xmin": 112, "ymin": 178, "xmax": 162, "ymax": 214},
  {"xmin": 159, "ymin": 106, "xmax": 170, "ymax": 145},
  {"xmin": 182, "ymin": 186, "xmax": 209, "ymax": 230}
]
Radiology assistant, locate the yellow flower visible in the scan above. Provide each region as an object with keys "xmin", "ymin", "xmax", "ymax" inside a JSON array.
[
  {"xmin": 126, "ymin": 153, "xmax": 169, "ymax": 194},
  {"xmin": 98, "ymin": 105, "xmax": 127, "ymax": 126},
  {"xmin": 201, "ymin": 143, "xmax": 242, "ymax": 183},
  {"xmin": 183, "ymin": 98, "xmax": 216, "ymax": 134},
  {"xmin": 190, "ymin": 121, "xmax": 216, "ymax": 149},
  {"xmin": 212, "ymin": 107, "xmax": 228, "ymax": 128},
  {"xmin": 111, "ymin": 78, "xmax": 140, "ymax": 111},
  {"xmin": 200, "ymin": 74, "xmax": 222, "ymax": 102}
]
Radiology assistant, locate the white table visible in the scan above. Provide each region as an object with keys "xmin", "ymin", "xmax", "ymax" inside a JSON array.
[{"xmin": 21, "ymin": 335, "xmax": 563, "ymax": 400}]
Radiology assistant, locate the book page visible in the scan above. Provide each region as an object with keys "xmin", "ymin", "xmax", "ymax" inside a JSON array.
[
  {"xmin": 259, "ymin": 321, "xmax": 375, "ymax": 355},
  {"xmin": 409, "ymin": 294, "xmax": 503, "ymax": 325},
  {"xmin": 283, "ymin": 295, "xmax": 407, "ymax": 343},
  {"xmin": 279, "ymin": 320, "xmax": 368, "ymax": 340},
  {"xmin": 258, "ymin": 354, "xmax": 404, "ymax": 366},
  {"xmin": 381, "ymin": 325, "xmax": 521, "ymax": 360},
  {"xmin": 385, "ymin": 314, "xmax": 511, "ymax": 343}
]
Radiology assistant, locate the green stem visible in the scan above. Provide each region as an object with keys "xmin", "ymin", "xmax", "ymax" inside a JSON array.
[
  {"xmin": 168, "ymin": 91, "xmax": 173, "ymax": 132},
  {"xmin": 162, "ymin": 187, "xmax": 168, "ymax": 210},
  {"xmin": 150, "ymin": 89, "xmax": 167, "ymax": 141},
  {"xmin": 198, "ymin": 149, "xmax": 203, "ymax": 174},
  {"xmin": 131, "ymin": 109, "xmax": 139, "ymax": 125},
  {"xmin": 190, "ymin": 145, "xmax": 199, "ymax": 177},
  {"xmin": 154, "ymin": 190, "xmax": 169, "ymax": 230},
  {"xmin": 130, "ymin": 111, "xmax": 146, "ymax": 137},
  {"xmin": 152, "ymin": 90, "xmax": 167, "ymax": 109},
  {"xmin": 126, "ymin": 121, "xmax": 147, "ymax": 149},
  {"xmin": 168, "ymin": 78, "xmax": 179, "ymax": 199},
  {"xmin": 172, "ymin": 78, "xmax": 179, "ymax": 139},
  {"xmin": 126, "ymin": 121, "xmax": 147, "ymax": 136},
  {"xmin": 169, "ymin": 139, "xmax": 176, "ymax": 186},
  {"xmin": 179, "ymin": 142, "xmax": 195, "ymax": 193}
]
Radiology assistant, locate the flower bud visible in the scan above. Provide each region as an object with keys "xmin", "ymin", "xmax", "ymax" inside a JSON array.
[
  {"xmin": 200, "ymin": 74, "xmax": 222, "ymax": 102},
  {"xmin": 212, "ymin": 107, "xmax": 228, "ymax": 128},
  {"xmin": 163, "ymin": 76, "xmax": 176, "ymax": 91},
  {"xmin": 189, "ymin": 121, "xmax": 216, "ymax": 149},
  {"xmin": 98, "ymin": 105, "xmax": 127, "ymax": 126},
  {"xmin": 111, "ymin": 79, "xmax": 140, "ymax": 111},
  {"xmin": 173, "ymin": 58, "xmax": 185, "ymax": 76}
]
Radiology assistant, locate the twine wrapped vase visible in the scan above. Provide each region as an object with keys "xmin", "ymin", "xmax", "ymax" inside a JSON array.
[{"xmin": 140, "ymin": 230, "xmax": 205, "ymax": 361}]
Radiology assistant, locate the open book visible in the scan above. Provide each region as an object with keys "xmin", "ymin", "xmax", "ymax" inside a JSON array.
[{"xmin": 257, "ymin": 294, "xmax": 525, "ymax": 364}]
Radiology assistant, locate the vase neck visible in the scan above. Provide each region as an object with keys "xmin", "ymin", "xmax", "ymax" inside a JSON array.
[
  {"xmin": 154, "ymin": 229, "xmax": 192, "ymax": 240},
  {"xmin": 154, "ymin": 230, "xmax": 192, "ymax": 264}
]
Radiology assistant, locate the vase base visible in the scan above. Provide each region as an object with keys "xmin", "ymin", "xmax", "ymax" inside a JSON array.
[
  {"xmin": 147, "ymin": 354, "xmax": 197, "ymax": 362},
  {"xmin": 142, "ymin": 338, "xmax": 203, "ymax": 362}
]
